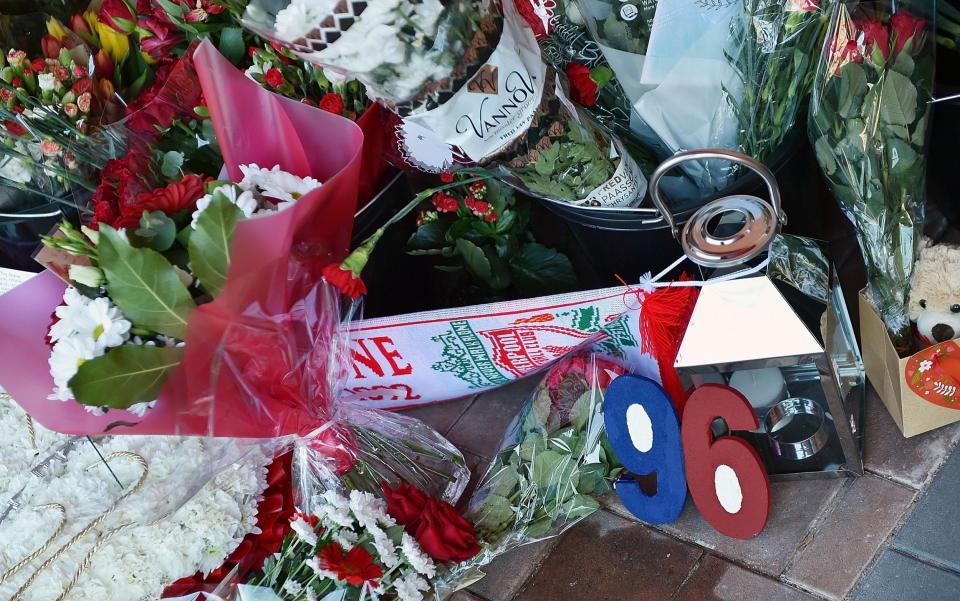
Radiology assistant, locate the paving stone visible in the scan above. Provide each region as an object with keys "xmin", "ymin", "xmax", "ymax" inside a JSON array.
[
  {"xmin": 852, "ymin": 550, "xmax": 960, "ymax": 601},
  {"xmin": 400, "ymin": 395, "xmax": 476, "ymax": 436},
  {"xmin": 676, "ymin": 555, "xmax": 817, "ymax": 601},
  {"xmin": 785, "ymin": 474, "xmax": 915, "ymax": 600},
  {"xmin": 517, "ymin": 510, "xmax": 702, "ymax": 601},
  {"xmin": 448, "ymin": 591, "xmax": 488, "ymax": 601},
  {"xmin": 657, "ymin": 478, "xmax": 845, "ymax": 577},
  {"xmin": 892, "ymin": 449, "xmax": 960, "ymax": 573},
  {"xmin": 863, "ymin": 386, "xmax": 960, "ymax": 490},
  {"xmin": 468, "ymin": 538, "xmax": 560, "ymax": 601},
  {"xmin": 445, "ymin": 378, "xmax": 540, "ymax": 459}
]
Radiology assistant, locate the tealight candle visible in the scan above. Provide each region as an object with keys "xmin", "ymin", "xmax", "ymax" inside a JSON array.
[{"xmin": 729, "ymin": 368, "xmax": 787, "ymax": 410}]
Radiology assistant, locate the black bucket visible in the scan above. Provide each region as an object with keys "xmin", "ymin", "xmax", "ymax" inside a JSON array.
[
  {"xmin": 537, "ymin": 124, "xmax": 818, "ymax": 286},
  {"xmin": 0, "ymin": 188, "xmax": 83, "ymax": 272}
]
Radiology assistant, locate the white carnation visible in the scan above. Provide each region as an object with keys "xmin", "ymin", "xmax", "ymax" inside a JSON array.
[
  {"xmin": 401, "ymin": 532, "xmax": 436, "ymax": 578},
  {"xmin": 290, "ymin": 515, "xmax": 319, "ymax": 547},
  {"xmin": 394, "ymin": 570, "xmax": 430, "ymax": 601}
]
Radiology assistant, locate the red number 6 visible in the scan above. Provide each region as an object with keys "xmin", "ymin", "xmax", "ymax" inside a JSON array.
[{"xmin": 681, "ymin": 384, "xmax": 770, "ymax": 539}]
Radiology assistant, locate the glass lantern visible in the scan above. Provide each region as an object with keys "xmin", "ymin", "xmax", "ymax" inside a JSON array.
[{"xmin": 650, "ymin": 150, "xmax": 866, "ymax": 479}]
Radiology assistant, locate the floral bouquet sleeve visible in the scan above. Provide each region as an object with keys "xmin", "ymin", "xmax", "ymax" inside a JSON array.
[
  {"xmin": 240, "ymin": 0, "xmax": 647, "ymax": 208},
  {"xmin": 808, "ymin": 0, "xmax": 934, "ymax": 353}
]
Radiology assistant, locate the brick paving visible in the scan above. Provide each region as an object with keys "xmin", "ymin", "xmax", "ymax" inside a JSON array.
[{"xmin": 407, "ymin": 381, "xmax": 960, "ymax": 601}]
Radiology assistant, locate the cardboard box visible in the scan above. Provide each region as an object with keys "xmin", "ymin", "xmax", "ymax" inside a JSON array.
[{"xmin": 860, "ymin": 290, "xmax": 960, "ymax": 437}]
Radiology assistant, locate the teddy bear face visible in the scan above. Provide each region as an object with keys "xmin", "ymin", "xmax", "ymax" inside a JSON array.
[{"xmin": 908, "ymin": 240, "xmax": 960, "ymax": 346}]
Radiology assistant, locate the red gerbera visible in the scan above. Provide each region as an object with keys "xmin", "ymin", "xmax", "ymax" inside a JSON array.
[{"xmin": 317, "ymin": 543, "xmax": 383, "ymax": 586}]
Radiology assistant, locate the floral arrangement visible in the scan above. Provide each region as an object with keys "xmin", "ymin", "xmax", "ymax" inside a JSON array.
[
  {"xmin": 41, "ymin": 163, "xmax": 322, "ymax": 412},
  {"xmin": 242, "ymin": 484, "xmax": 480, "ymax": 601},
  {"xmin": 808, "ymin": 1, "xmax": 934, "ymax": 353},
  {"xmin": 0, "ymin": 393, "xmax": 271, "ymax": 601},
  {"xmin": 408, "ymin": 176, "xmax": 576, "ymax": 302}
]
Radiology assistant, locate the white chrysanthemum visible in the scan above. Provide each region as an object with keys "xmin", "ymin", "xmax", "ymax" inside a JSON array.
[
  {"xmin": 333, "ymin": 528, "xmax": 359, "ymax": 550},
  {"xmin": 370, "ymin": 525, "xmax": 400, "ymax": 568},
  {"xmin": 315, "ymin": 490, "xmax": 354, "ymax": 529},
  {"xmin": 394, "ymin": 570, "xmax": 430, "ymax": 601},
  {"xmin": 305, "ymin": 585, "xmax": 318, "ymax": 601},
  {"xmin": 305, "ymin": 556, "xmax": 341, "ymax": 582},
  {"xmin": 349, "ymin": 490, "xmax": 396, "ymax": 530},
  {"xmin": 260, "ymin": 169, "xmax": 322, "ymax": 204},
  {"xmin": 290, "ymin": 515, "xmax": 319, "ymax": 547},
  {"xmin": 281, "ymin": 579, "xmax": 303, "ymax": 596},
  {"xmin": 49, "ymin": 287, "xmax": 92, "ymax": 343},
  {"xmin": 274, "ymin": 0, "xmax": 327, "ymax": 42},
  {"xmin": 190, "ymin": 185, "xmax": 257, "ymax": 229},
  {"xmin": 400, "ymin": 532, "xmax": 436, "ymax": 578}
]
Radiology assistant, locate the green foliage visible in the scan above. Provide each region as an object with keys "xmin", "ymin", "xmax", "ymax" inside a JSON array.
[
  {"xmin": 69, "ymin": 345, "xmax": 184, "ymax": 409},
  {"xmin": 188, "ymin": 190, "xmax": 244, "ymax": 297}
]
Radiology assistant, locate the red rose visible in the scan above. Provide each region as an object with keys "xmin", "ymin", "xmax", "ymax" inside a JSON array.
[
  {"xmin": 305, "ymin": 422, "xmax": 359, "ymax": 475},
  {"xmin": 412, "ymin": 498, "xmax": 481, "ymax": 563},
  {"xmin": 99, "ymin": 0, "xmax": 137, "ymax": 34},
  {"xmin": 890, "ymin": 12, "xmax": 926, "ymax": 56},
  {"xmin": 31, "ymin": 58, "xmax": 46, "ymax": 73},
  {"xmin": 382, "ymin": 482, "xmax": 482, "ymax": 564},
  {"xmin": 4, "ymin": 120, "xmax": 26, "ymax": 137},
  {"xmin": 264, "ymin": 67, "xmax": 284, "ymax": 88},
  {"xmin": 382, "ymin": 481, "xmax": 429, "ymax": 526},
  {"xmin": 858, "ymin": 18, "xmax": 890, "ymax": 65},
  {"xmin": 318, "ymin": 92, "xmax": 345, "ymax": 115},
  {"xmin": 565, "ymin": 63, "xmax": 598, "ymax": 107},
  {"xmin": 321, "ymin": 262, "xmax": 367, "ymax": 299}
]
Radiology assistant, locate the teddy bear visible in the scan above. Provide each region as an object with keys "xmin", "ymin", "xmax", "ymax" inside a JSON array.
[{"xmin": 908, "ymin": 238, "xmax": 960, "ymax": 349}]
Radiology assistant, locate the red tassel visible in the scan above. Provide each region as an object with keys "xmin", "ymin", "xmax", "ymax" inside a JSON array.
[{"xmin": 638, "ymin": 274, "xmax": 699, "ymax": 414}]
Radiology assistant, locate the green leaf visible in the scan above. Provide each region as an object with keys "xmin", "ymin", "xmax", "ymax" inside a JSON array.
[
  {"xmin": 877, "ymin": 70, "xmax": 917, "ymax": 127},
  {"xmin": 590, "ymin": 65, "xmax": 613, "ymax": 89},
  {"xmin": 891, "ymin": 51, "xmax": 915, "ymax": 78},
  {"xmin": 218, "ymin": 27, "xmax": 246, "ymax": 65},
  {"xmin": 456, "ymin": 238, "xmax": 491, "ymax": 281},
  {"xmin": 484, "ymin": 247, "xmax": 511, "ymax": 290},
  {"xmin": 813, "ymin": 136, "xmax": 838, "ymax": 176},
  {"xmin": 407, "ymin": 220, "xmax": 447, "ymax": 251},
  {"xmin": 160, "ymin": 150, "xmax": 184, "ymax": 179},
  {"xmin": 837, "ymin": 64, "xmax": 868, "ymax": 118},
  {"xmin": 69, "ymin": 345, "xmax": 184, "ymax": 409},
  {"xmin": 132, "ymin": 211, "xmax": 177, "ymax": 252},
  {"xmin": 509, "ymin": 243, "xmax": 576, "ymax": 294},
  {"xmin": 188, "ymin": 192, "xmax": 243, "ymax": 297},
  {"xmin": 99, "ymin": 226, "xmax": 196, "ymax": 338},
  {"xmin": 494, "ymin": 209, "xmax": 517, "ymax": 234}
]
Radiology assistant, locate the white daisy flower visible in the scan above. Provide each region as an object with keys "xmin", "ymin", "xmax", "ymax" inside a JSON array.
[
  {"xmin": 919, "ymin": 359, "xmax": 933, "ymax": 373},
  {"xmin": 84, "ymin": 297, "xmax": 132, "ymax": 350},
  {"xmin": 238, "ymin": 163, "xmax": 274, "ymax": 190},
  {"xmin": 394, "ymin": 570, "xmax": 429, "ymax": 601},
  {"xmin": 191, "ymin": 185, "xmax": 257, "ymax": 229},
  {"xmin": 260, "ymin": 169, "xmax": 322, "ymax": 204},
  {"xmin": 48, "ymin": 335, "xmax": 98, "ymax": 390},
  {"xmin": 290, "ymin": 515, "xmax": 319, "ymax": 547},
  {"xmin": 400, "ymin": 532, "xmax": 436, "ymax": 578},
  {"xmin": 49, "ymin": 288, "xmax": 93, "ymax": 343}
]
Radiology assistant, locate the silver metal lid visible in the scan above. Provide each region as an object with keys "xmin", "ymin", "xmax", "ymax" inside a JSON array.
[{"xmin": 681, "ymin": 195, "xmax": 779, "ymax": 267}]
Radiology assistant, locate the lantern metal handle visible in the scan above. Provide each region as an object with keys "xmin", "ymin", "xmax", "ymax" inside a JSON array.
[{"xmin": 648, "ymin": 149, "xmax": 787, "ymax": 239}]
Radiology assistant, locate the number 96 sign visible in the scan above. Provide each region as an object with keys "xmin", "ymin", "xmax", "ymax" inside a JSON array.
[{"xmin": 604, "ymin": 375, "xmax": 771, "ymax": 539}]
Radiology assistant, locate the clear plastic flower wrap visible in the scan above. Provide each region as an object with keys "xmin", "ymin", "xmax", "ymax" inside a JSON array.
[
  {"xmin": 0, "ymin": 38, "xmax": 469, "ymax": 561},
  {"xmin": 575, "ymin": 0, "xmax": 827, "ymax": 196},
  {"xmin": 433, "ymin": 352, "xmax": 628, "ymax": 598},
  {"xmin": 240, "ymin": 0, "xmax": 647, "ymax": 208},
  {"xmin": 808, "ymin": 0, "xmax": 934, "ymax": 354}
]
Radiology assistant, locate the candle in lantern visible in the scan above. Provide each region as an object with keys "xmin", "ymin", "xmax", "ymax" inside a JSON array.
[{"xmin": 729, "ymin": 368, "xmax": 787, "ymax": 410}]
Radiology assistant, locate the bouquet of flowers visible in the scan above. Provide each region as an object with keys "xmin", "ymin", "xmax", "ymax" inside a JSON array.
[
  {"xmin": 239, "ymin": 0, "xmax": 647, "ymax": 208},
  {"xmin": 808, "ymin": 0, "xmax": 934, "ymax": 353}
]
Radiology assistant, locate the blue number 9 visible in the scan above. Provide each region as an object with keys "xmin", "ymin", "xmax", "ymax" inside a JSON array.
[{"xmin": 603, "ymin": 375, "xmax": 687, "ymax": 524}]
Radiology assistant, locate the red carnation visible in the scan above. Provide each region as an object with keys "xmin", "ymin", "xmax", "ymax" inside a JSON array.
[
  {"xmin": 31, "ymin": 58, "xmax": 46, "ymax": 73},
  {"xmin": 317, "ymin": 544, "xmax": 383, "ymax": 587},
  {"xmin": 890, "ymin": 12, "xmax": 926, "ymax": 56},
  {"xmin": 565, "ymin": 63, "xmax": 598, "ymax": 107},
  {"xmin": 264, "ymin": 67, "xmax": 284, "ymax": 88},
  {"xmin": 318, "ymin": 92, "xmax": 345, "ymax": 115},
  {"xmin": 321, "ymin": 262, "xmax": 367, "ymax": 299}
]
